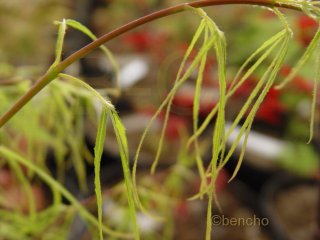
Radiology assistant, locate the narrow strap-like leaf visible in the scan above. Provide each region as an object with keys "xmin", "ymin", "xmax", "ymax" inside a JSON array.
[
  {"xmin": 276, "ymin": 27, "xmax": 320, "ymax": 89},
  {"xmin": 94, "ymin": 106, "xmax": 108, "ymax": 240},
  {"xmin": 110, "ymin": 110, "xmax": 140, "ymax": 240},
  {"xmin": 52, "ymin": 19, "xmax": 66, "ymax": 67},
  {"xmin": 308, "ymin": 39, "xmax": 320, "ymax": 143}
]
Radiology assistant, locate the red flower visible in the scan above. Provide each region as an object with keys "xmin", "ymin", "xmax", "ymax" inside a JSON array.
[
  {"xmin": 232, "ymin": 77, "xmax": 257, "ymax": 98},
  {"xmin": 123, "ymin": 31, "xmax": 153, "ymax": 52},
  {"xmin": 174, "ymin": 200, "xmax": 189, "ymax": 221},
  {"xmin": 172, "ymin": 93, "xmax": 194, "ymax": 110},
  {"xmin": 280, "ymin": 65, "xmax": 292, "ymax": 76},
  {"xmin": 122, "ymin": 31, "xmax": 167, "ymax": 53},
  {"xmin": 158, "ymin": 113, "xmax": 189, "ymax": 140},
  {"xmin": 297, "ymin": 15, "xmax": 318, "ymax": 47},
  {"xmin": 256, "ymin": 88, "xmax": 285, "ymax": 125},
  {"xmin": 192, "ymin": 170, "xmax": 229, "ymax": 194},
  {"xmin": 215, "ymin": 170, "xmax": 229, "ymax": 192},
  {"xmin": 292, "ymin": 76, "xmax": 313, "ymax": 93},
  {"xmin": 280, "ymin": 65, "xmax": 312, "ymax": 93},
  {"xmin": 230, "ymin": 76, "xmax": 286, "ymax": 125}
]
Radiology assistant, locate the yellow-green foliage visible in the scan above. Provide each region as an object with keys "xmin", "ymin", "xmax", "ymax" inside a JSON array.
[{"xmin": 0, "ymin": 1, "xmax": 320, "ymax": 240}]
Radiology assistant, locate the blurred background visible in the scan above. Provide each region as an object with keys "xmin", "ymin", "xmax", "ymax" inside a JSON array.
[{"xmin": 0, "ymin": 0, "xmax": 319, "ymax": 239}]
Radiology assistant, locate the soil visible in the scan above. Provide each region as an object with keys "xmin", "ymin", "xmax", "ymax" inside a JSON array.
[
  {"xmin": 274, "ymin": 184, "xmax": 318, "ymax": 240},
  {"xmin": 0, "ymin": 168, "xmax": 48, "ymax": 212},
  {"xmin": 175, "ymin": 185, "xmax": 271, "ymax": 240}
]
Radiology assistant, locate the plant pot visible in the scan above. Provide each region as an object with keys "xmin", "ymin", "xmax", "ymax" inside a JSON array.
[{"xmin": 259, "ymin": 174, "xmax": 318, "ymax": 240}]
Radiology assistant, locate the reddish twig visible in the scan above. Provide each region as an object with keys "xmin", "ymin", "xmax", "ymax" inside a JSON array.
[{"xmin": 0, "ymin": 0, "xmax": 301, "ymax": 127}]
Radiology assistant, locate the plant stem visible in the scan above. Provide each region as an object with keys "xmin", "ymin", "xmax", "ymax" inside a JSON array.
[
  {"xmin": 316, "ymin": 129, "xmax": 320, "ymax": 240},
  {"xmin": 317, "ymin": 175, "xmax": 320, "ymax": 239},
  {"xmin": 0, "ymin": 0, "xmax": 301, "ymax": 127}
]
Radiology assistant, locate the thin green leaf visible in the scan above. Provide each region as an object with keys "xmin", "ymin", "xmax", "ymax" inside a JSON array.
[
  {"xmin": 195, "ymin": 15, "xmax": 228, "ymax": 240},
  {"xmin": 58, "ymin": 73, "xmax": 135, "ymax": 239},
  {"xmin": 230, "ymin": 30, "xmax": 286, "ymax": 89},
  {"xmin": 94, "ymin": 106, "xmax": 108, "ymax": 240},
  {"xmin": 187, "ymin": 32, "xmax": 285, "ymax": 148},
  {"xmin": 110, "ymin": 110, "xmax": 140, "ymax": 240},
  {"xmin": 132, "ymin": 19, "xmax": 214, "ymax": 216},
  {"xmin": 276, "ymin": 27, "xmax": 320, "ymax": 89},
  {"xmin": 227, "ymin": 121, "xmax": 252, "ymax": 182},
  {"xmin": 52, "ymin": 19, "xmax": 66, "ymax": 67},
  {"xmin": 308, "ymin": 39, "xmax": 320, "ymax": 143},
  {"xmin": 193, "ymin": 25, "xmax": 209, "ymax": 198},
  {"xmin": 50, "ymin": 79, "xmax": 88, "ymax": 193},
  {"xmin": 59, "ymin": 73, "xmax": 114, "ymax": 109},
  {"xmin": 150, "ymin": 19, "xmax": 207, "ymax": 175},
  {"xmin": 220, "ymin": 35, "xmax": 290, "ymax": 172}
]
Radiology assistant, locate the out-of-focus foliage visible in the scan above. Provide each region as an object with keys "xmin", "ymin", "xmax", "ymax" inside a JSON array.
[{"xmin": 0, "ymin": 0, "xmax": 70, "ymax": 64}]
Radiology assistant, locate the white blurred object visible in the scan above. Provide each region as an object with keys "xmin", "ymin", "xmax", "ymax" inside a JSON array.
[
  {"xmin": 118, "ymin": 58, "xmax": 149, "ymax": 88},
  {"xmin": 176, "ymin": 83, "xmax": 219, "ymax": 105},
  {"xmin": 136, "ymin": 212, "xmax": 162, "ymax": 233},
  {"xmin": 103, "ymin": 198, "xmax": 161, "ymax": 233},
  {"xmin": 120, "ymin": 114, "xmax": 160, "ymax": 133},
  {"xmin": 225, "ymin": 122, "xmax": 288, "ymax": 169}
]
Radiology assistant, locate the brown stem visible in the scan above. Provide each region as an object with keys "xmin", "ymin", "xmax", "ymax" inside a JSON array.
[
  {"xmin": 0, "ymin": 0, "xmax": 301, "ymax": 127},
  {"xmin": 316, "ymin": 111, "xmax": 320, "ymax": 240},
  {"xmin": 316, "ymin": 174, "xmax": 320, "ymax": 240}
]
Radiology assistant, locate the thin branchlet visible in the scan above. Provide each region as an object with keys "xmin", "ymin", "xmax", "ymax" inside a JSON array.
[
  {"xmin": 0, "ymin": 0, "xmax": 305, "ymax": 127},
  {"xmin": 0, "ymin": 2, "xmax": 319, "ymax": 240}
]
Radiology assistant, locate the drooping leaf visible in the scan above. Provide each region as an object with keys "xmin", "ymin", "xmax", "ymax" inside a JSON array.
[
  {"xmin": 276, "ymin": 27, "xmax": 320, "ymax": 89},
  {"xmin": 309, "ymin": 38, "xmax": 320, "ymax": 142},
  {"xmin": 94, "ymin": 106, "xmax": 108, "ymax": 240},
  {"xmin": 110, "ymin": 110, "xmax": 140, "ymax": 240},
  {"xmin": 132, "ymin": 18, "xmax": 216, "ymax": 216},
  {"xmin": 187, "ymin": 30, "xmax": 285, "ymax": 147},
  {"xmin": 52, "ymin": 19, "xmax": 66, "ymax": 67},
  {"xmin": 193, "ymin": 25, "xmax": 209, "ymax": 198},
  {"xmin": 151, "ymin": 19, "xmax": 208, "ymax": 175}
]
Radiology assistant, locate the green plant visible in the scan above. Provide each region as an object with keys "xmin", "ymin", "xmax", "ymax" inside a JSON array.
[{"xmin": 0, "ymin": 1, "xmax": 319, "ymax": 239}]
